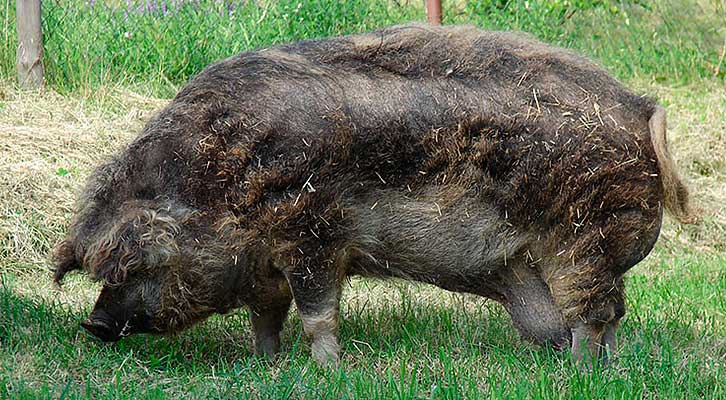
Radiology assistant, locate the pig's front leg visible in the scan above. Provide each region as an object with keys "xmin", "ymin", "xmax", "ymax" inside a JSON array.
[
  {"xmin": 250, "ymin": 300, "xmax": 291, "ymax": 358},
  {"xmin": 285, "ymin": 266, "xmax": 342, "ymax": 367}
]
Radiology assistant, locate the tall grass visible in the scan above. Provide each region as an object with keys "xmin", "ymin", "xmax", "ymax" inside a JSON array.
[{"xmin": 0, "ymin": 0, "xmax": 723, "ymax": 96}]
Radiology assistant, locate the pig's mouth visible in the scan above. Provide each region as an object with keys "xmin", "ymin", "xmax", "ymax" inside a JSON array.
[
  {"xmin": 81, "ymin": 310, "xmax": 156, "ymax": 342},
  {"xmin": 81, "ymin": 317, "xmax": 123, "ymax": 342}
]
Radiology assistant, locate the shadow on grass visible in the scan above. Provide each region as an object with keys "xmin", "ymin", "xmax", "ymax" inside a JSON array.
[
  {"xmin": 2, "ymin": 272, "xmax": 715, "ymax": 366},
  {"xmin": 0, "ymin": 276, "xmax": 529, "ymax": 368},
  {"xmin": 0, "ymin": 277, "xmax": 248, "ymax": 365},
  {"xmin": 2, "ymin": 271, "xmax": 724, "ymax": 399}
]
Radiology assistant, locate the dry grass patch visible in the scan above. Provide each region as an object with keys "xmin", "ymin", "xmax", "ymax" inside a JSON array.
[{"xmin": 0, "ymin": 83, "xmax": 168, "ymax": 276}]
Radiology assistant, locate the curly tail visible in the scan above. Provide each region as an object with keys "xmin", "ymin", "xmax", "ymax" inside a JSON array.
[{"xmin": 649, "ymin": 105, "xmax": 696, "ymax": 224}]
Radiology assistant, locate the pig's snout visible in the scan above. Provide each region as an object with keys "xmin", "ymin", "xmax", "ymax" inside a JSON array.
[{"xmin": 81, "ymin": 311, "xmax": 121, "ymax": 342}]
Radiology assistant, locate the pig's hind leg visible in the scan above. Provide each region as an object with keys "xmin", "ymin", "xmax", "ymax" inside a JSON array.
[
  {"xmin": 543, "ymin": 255, "xmax": 629, "ymax": 368},
  {"xmin": 571, "ymin": 313, "xmax": 621, "ymax": 369},
  {"xmin": 545, "ymin": 209, "xmax": 660, "ymax": 368},
  {"xmin": 499, "ymin": 263, "xmax": 570, "ymax": 350},
  {"xmin": 541, "ymin": 257, "xmax": 626, "ymax": 368}
]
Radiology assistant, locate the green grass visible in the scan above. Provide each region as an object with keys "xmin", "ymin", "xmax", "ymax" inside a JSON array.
[
  {"xmin": 0, "ymin": 1, "xmax": 723, "ymax": 96},
  {"xmin": 1, "ymin": 251, "xmax": 724, "ymax": 399}
]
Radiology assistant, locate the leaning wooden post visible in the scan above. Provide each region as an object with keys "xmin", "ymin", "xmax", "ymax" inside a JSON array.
[
  {"xmin": 16, "ymin": 0, "xmax": 45, "ymax": 89},
  {"xmin": 426, "ymin": 0, "xmax": 442, "ymax": 25}
]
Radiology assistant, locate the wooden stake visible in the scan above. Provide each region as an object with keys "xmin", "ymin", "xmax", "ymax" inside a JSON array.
[
  {"xmin": 426, "ymin": 0, "xmax": 442, "ymax": 25},
  {"xmin": 16, "ymin": 0, "xmax": 45, "ymax": 89}
]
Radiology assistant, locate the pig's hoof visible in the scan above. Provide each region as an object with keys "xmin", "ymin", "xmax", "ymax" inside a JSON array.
[
  {"xmin": 253, "ymin": 336, "xmax": 281, "ymax": 360},
  {"xmin": 311, "ymin": 336, "xmax": 341, "ymax": 367},
  {"xmin": 571, "ymin": 320, "xmax": 617, "ymax": 370}
]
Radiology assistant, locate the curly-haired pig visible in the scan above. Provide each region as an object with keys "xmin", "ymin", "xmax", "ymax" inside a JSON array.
[{"xmin": 53, "ymin": 23, "xmax": 694, "ymax": 367}]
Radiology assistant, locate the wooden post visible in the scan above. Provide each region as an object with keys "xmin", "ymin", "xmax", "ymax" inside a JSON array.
[
  {"xmin": 16, "ymin": 0, "xmax": 45, "ymax": 89},
  {"xmin": 426, "ymin": 0, "xmax": 442, "ymax": 25}
]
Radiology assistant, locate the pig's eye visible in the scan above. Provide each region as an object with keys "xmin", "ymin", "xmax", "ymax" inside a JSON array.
[
  {"xmin": 134, "ymin": 187, "xmax": 156, "ymax": 200},
  {"xmin": 102, "ymin": 280, "xmax": 124, "ymax": 288}
]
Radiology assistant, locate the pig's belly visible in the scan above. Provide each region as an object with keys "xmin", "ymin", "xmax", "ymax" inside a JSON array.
[{"xmin": 341, "ymin": 189, "xmax": 530, "ymax": 295}]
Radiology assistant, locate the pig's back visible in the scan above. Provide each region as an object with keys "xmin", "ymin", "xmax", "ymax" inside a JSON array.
[
  {"xmin": 135, "ymin": 24, "xmax": 661, "ymax": 239},
  {"xmin": 178, "ymin": 23, "xmax": 655, "ymax": 136}
]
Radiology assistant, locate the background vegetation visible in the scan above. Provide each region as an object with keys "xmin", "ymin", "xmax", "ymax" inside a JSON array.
[
  {"xmin": 0, "ymin": 0, "xmax": 723, "ymax": 96},
  {"xmin": 0, "ymin": 0, "xmax": 724, "ymax": 398}
]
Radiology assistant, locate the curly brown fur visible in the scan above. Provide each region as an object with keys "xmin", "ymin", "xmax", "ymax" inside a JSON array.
[{"xmin": 54, "ymin": 23, "xmax": 692, "ymax": 365}]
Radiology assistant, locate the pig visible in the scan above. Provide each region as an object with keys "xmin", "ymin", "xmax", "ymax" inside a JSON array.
[{"xmin": 53, "ymin": 23, "xmax": 694, "ymax": 367}]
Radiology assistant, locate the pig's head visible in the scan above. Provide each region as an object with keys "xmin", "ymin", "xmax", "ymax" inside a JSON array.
[{"xmin": 53, "ymin": 159, "xmax": 248, "ymax": 342}]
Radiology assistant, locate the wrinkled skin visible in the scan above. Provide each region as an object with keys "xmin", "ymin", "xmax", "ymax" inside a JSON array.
[{"xmin": 53, "ymin": 23, "xmax": 692, "ymax": 368}]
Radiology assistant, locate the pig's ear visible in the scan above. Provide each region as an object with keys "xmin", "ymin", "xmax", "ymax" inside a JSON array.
[
  {"xmin": 84, "ymin": 229, "xmax": 141, "ymax": 286},
  {"xmin": 83, "ymin": 207, "xmax": 184, "ymax": 284},
  {"xmin": 52, "ymin": 239, "xmax": 81, "ymax": 285}
]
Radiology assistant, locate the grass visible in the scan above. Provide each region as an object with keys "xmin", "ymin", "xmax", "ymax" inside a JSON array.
[
  {"xmin": 0, "ymin": 252, "xmax": 724, "ymax": 398},
  {"xmin": 1, "ymin": 0, "xmax": 725, "ymax": 398},
  {"xmin": 0, "ymin": 1, "xmax": 724, "ymax": 96}
]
